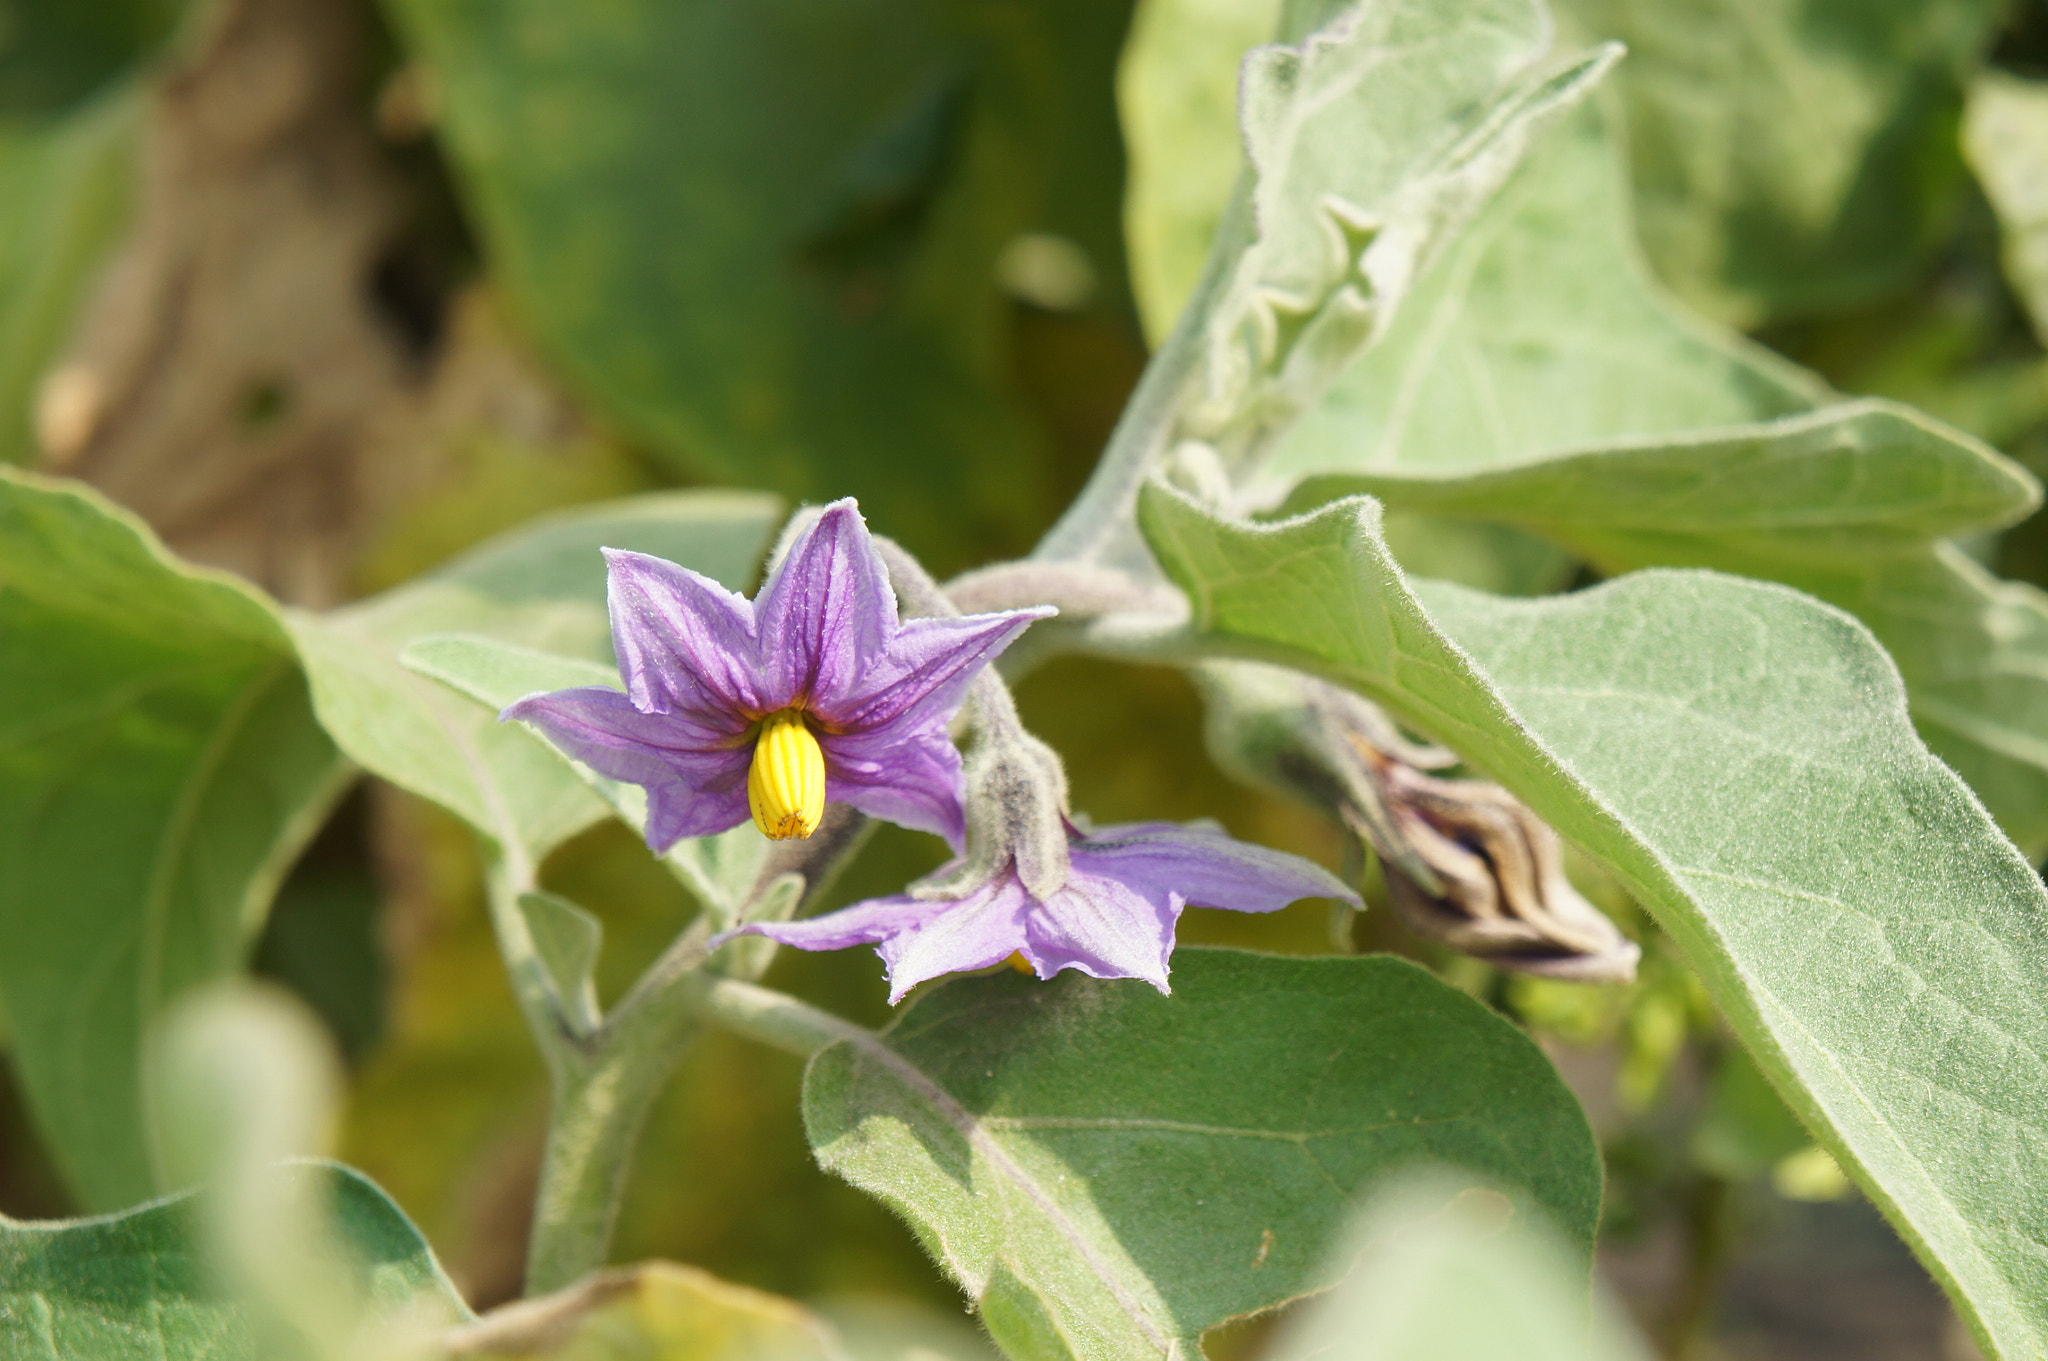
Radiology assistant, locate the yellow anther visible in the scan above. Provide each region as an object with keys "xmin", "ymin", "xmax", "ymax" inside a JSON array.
[
  {"xmin": 747, "ymin": 709, "xmax": 826, "ymax": 840},
  {"xmin": 1006, "ymin": 951, "xmax": 1034, "ymax": 976}
]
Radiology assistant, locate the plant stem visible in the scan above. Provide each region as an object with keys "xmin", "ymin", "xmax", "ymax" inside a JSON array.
[
  {"xmin": 523, "ymin": 1028, "xmax": 694, "ymax": 1296},
  {"xmin": 678, "ymin": 974, "xmax": 875, "ymax": 1058}
]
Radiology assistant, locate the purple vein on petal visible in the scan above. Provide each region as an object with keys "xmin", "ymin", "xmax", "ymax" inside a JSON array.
[
  {"xmin": 604, "ymin": 549, "xmax": 765, "ymax": 716},
  {"xmin": 1076, "ymin": 823, "xmax": 1360, "ymax": 914},
  {"xmin": 754, "ymin": 500, "xmax": 898, "ymax": 709},
  {"xmin": 827, "ymin": 608, "xmax": 1056, "ymax": 732}
]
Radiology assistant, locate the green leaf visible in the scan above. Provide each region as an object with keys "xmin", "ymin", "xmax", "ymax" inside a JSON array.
[
  {"xmin": 1284, "ymin": 401, "xmax": 2035, "ymax": 549},
  {"xmin": 1284, "ymin": 406, "xmax": 2048, "ymax": 853},
  {"xmin": 439, "ymin": 1260, "xmax": 845, "ymax": 1361},
  {"xmin": 0, "ymin": 1161, "xmax": 469, "ymax": 1360},
  {"xmin": 0, "ymin": 469, "xmax": 346, "ymax": 1210},
  {"xmin": 0, "ymin": 474, "xmax": 778, "ymax": 1208},
  {"xmin": 1141, "ymin": 484, "xmax": 2048, "ymax": 1360},
  {"xmin": 1267, "ymin": 1171, "xmax": 1651, "ymax": 1361},
  {"xmin": 0, "ymin": 86, "xmax": 141, "ymax": 464},
  {"xmin": 1965, "ymin": 72, "xmax": 2048, "ymax": 345},
  {"xmin": 1260, "ymin": 104, "xmax": 1821, "ymax": 493},
  {"xmin": 1181, "ymin": 1, "xmax": 1618, "ymax": 467},
  {"xmin": 288, "ymin": 491, "xmax": 782, "ymax": 870},
  {"xmin": 803, "ymin": 950, "xmax": 1600, "ymax": 1361},
  {"xmin": 1263, "ymin": 102, "xmax": 2048, "ymax": 855},
  {"xmin": 382, "ymin": 0, "xmax": 1138, "ymax": 569},
  {"xmin": 401, "ymin": 633, "xmax": 774, "ymax": 926},
  {"xmin": 1552, "ymin": 0, "xmax": 2003, "ymax": 325}
]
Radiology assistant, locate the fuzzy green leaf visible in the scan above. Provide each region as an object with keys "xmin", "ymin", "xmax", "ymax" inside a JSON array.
[
  {"xmin": 804, "ymin": 950, "xmax": 1600, "ymax": 1361},
  {"xmin": 1264, "ymin": 103, "xmax": 2048, "ymax": 855},
  {"xmin": 1142, "ymin": 484, "xmax": 2048, "ymax": 1360},
  {"xmin": 0, "ymin": 1161, "xmax": 468, "ymax": 1359},
  {"xmin": 0, "ymin": 470, "xmax": 346, "ymax": 1209}
]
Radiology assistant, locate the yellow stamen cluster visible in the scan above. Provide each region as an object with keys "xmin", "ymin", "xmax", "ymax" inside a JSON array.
[{"xmin": 747, "ymin": 709, "xmax": 826, "ymax": 840}]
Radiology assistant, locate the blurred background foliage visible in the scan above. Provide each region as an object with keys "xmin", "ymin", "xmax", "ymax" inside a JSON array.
[{"xmin": 3, "ymin": 0, "xmax": 2047, "ymax": 1357}]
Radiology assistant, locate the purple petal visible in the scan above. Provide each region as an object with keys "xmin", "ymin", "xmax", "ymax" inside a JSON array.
[
  {"xmin": 753, "ymin": 500, "xmax": 897, "ymax": 711},
  {"xmin": 502, "ymin": 687, "xmax": 751, "ymax": 848},
  {"xmin": 821, "ymin": 725, "xmax": 968, "ymax": 846},
  {"xmin": 875, "ymin": 877, "xmax": 1033, "ymax": 1002},
  {"xmin": 642, "ymin": 762, "xmax": 753, "ymax": 846},
  {"xmin": 1019, "ymin": 869, "xmax": 1178, "ymax": 994},
  {"xmin": 1073, "ymin": 822, "xmax": 1360, "ymax": 914},
  {"xmin": 721, "ymin": 892, "xmax": 952, "ymax": 952},
  {"xmin": 605, "ymin": 550, "xmax": 767, "ymax": 716},
  {"xmin": 822, "ymin": 607, "xmax": 1055, "ymax": 733}
]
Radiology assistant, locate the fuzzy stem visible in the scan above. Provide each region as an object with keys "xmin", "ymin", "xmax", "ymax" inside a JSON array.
[
  {"xmin": 680, "ymin": 974, "xmax": 875, "ymax": 1058},
  {"xmin": 522, "ymin": 1027, "xmax": 692, "ymax": 1296}
]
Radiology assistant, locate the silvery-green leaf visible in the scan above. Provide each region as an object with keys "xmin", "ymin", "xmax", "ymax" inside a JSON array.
[
  {"xmin": 0, "ymin": 1162, "xmax": 467, "ymax": 1360},
  {"xmin": 804, "ymin": 950, "xmax": 1600, "ymax": 1361},
  {"xmin": 1265, "ymin": 100, "xmax": 2048, "ymax": 854},
  {"xmin": 0, "ymin": 469, "xmax": 346, "ymax": 1209},
  {"xmin": 1188, "ymin": 2, "xmax": 1618, "ymax": 465},
  {"xmin": 1141, "ymin": 483, "xmax": 2048, "ymax": 1360}
]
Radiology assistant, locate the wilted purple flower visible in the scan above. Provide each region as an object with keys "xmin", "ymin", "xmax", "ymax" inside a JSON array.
[
  {"xmin": 501, "ymin": 500, "xmax": 1052, "ymax": 848},
  {"xmin": 721, "ymin": 821, "xmax": 1359, "ymax": 1001}
]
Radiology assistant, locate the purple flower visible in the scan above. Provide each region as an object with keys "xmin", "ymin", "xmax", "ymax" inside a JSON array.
[
  {"xmin": 722, "ymin": 821, "xmax": 1360, "ymax": 1002},
  {"xmin": 500, "ymin": 500, "xmax": 1052, "ymax": 849}
]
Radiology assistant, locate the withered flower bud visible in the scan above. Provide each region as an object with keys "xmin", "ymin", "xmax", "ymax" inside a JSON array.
[{"xmin": 1197, "ymin": 661, "xmax": 1639, "ymax": 983}]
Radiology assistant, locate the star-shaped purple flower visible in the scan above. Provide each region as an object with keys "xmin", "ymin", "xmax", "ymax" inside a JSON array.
[
  {"xmin": 722, "ymin": 821, "xmax": 1359, "ymax": 1002},
  {"xmin": 500, "ymin": 500, "xmax": 1053, "ymax": 849}
]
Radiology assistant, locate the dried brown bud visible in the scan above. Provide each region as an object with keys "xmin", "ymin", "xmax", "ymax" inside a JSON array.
[
  {"xmin": 1197, "ymin": 661, "xmax": 1639, "ymax": 983},
  {"xmin": 1342, "ymin": 747, "xmax": 1639, "ymax": 983}
]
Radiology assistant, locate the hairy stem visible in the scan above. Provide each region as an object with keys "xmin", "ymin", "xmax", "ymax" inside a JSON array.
[
  {"xmin": 680, "ymin": 974, "xmax": 876, "ymax": 1058},
  {"xmin": 523, "ymin": 1026, "xmax": 695, "ymax": 1296}
]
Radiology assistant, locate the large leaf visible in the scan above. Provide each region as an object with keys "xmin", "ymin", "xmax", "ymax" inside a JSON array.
[
  {"xmin": 803, "ymin": 950, "xmax": 1600, "ymax": 1361},
  {"xmin": 1553, "ymin": 0, "xmax": 2002, "ymax": 325},
  {"xmin": 1141, "ymin": 485, "xmax": 2048, "ymax": 1360},
  {"xmin": 383, "ymin": 0, "xmax": 1137, "ymax": 570},
  {"xmin": 1260, "ymin": 106, "xmax": 1821, "ymax": 492},
  {"xmin": 0, "ymin": 473, "xmax": 781, "ymax": 1209},
  {"xmin": 0, "ymin": 1161, "xmax": 468, "ymax": 1359},
  {"xmin": 1262, "ymin": 103, "xmax": 2048, "ymax": 854},
  {"xmin": 1042, "ymin": 0, "xmax": 1616, "ymax": 565},
  {"xmin": 0, "ymin": 469, "xmax": 346, "ymax": 1209},
  {"xmin": 288, "ymin": 491, "xmax": 783, "ymax": 871},
  {"xmin": 1180, "ymin": 1, "xmax": 1616, "ymax": 467}
]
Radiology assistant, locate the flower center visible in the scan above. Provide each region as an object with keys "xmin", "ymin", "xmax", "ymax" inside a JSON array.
[{"xmin": 747, "ymin": 709, "xmax": 825, "ymax": 840}]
